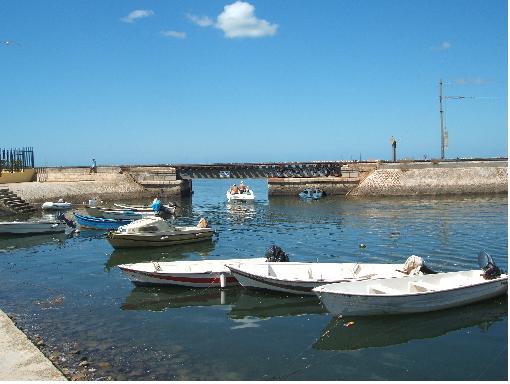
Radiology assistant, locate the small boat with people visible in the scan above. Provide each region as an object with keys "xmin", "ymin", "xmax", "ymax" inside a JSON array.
[
  {"xmin": 226, "ymin": 180, "xmax": 255, "ymax": 201},
  {"xmin": 73, "ymin": 212, "xmax": 133, "ymax": 230},
  {"xmin": 299, "ymin": 188, "xmax": 324, "ymax": 200},
  {"xmin": 0, "ymin": 218, "xmax": 67, "ymax": 235},
  {"xmin": 227, "ymin": 247, "xmax": 435, "ymax": 295},
  {"xmin": 312, "ymin": 251, "xmax": 508, "ymax": 317},
  {"xmin": 118, "ymin": 257, "xmax": 267, "ymax": 288},
  {"xmin": 106, "ymin": 216, "xmax": 214, "ymax": 248},
  {"xmin": 41, "ymin": 199, "xmax": 72, "ymax": 211}
]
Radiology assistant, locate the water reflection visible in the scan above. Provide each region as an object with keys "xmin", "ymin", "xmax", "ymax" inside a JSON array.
[
  {"xmin": 121, "ymin": 286, "xmax": 326, "ymax": 319},
  {"xmin": 105, "ymin": 241, "xmax": 216, "ymax": 270},
  {"xmin": 313, "ymin": 296, "xmax": 508, "ymax": 351},
  {"xmin": 0, "ymin": 232, "xmax": 69, "ymax": 251}
]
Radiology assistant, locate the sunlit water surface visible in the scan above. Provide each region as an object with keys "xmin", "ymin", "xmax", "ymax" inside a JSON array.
[{"xmin": 0, "ymin": 179, "xmax": 507, "ymax": 380}]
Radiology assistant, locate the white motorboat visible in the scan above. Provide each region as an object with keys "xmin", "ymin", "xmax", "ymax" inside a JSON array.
[
  {"xmin": 313, "ymin": 252, "xmax": 508, "ymax": 317},
  {"xmin": 226, "ymin": 189, "xmax": 255, "ymax": 201},
  {"xmin": 227, "ymin": 255, "xmax": 432, "ymax": 295},
  {"xmin": 0, "ymin": 220, "xmax": 67, "ymax": 235},
  {"xmin": 299, "ymin": 188, "xmax": 324, "ymax": 200},
  {"xmin": 107, "ymin": 216, "xmax": 214, "ymax": 248},
  {"xmin": 41, "ymin": 200, "xmax": 72, "ymax": 210},
  {"xmin": 118, "ymin": 258, "xmax": 267, "ymax": 288}
]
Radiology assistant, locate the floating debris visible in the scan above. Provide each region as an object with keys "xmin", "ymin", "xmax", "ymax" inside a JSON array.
[{"xmin": 359, "ymin": 243, "xmax": 366, "ymax": 249}]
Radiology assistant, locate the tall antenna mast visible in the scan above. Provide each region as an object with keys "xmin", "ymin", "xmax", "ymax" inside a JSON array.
[{"xmin": 439, "ymin": 79, "xmax": 445, "ymax": 159}]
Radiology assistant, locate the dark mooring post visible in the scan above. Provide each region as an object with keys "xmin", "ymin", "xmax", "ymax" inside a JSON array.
[{"xmin": 390, "ymin": 136, "xmax": 397, "ymax": 162}]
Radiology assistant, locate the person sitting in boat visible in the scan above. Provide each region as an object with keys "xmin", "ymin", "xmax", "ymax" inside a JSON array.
[
  {"xmin": 239, "ymin": 181, "xmax": 246, "ymax": 193},
  {"xmin": 230, "ymin": 184, "xmax": 239, "ymax": 194},
  {"xmin": 151, "ymin": 196, "xmax": 161, "ymax": 212}
]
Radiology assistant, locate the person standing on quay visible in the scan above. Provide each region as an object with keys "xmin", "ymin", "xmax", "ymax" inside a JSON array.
[{"xmin": 89, "ymin": 158, "xmax": 97, "ymax": 174}]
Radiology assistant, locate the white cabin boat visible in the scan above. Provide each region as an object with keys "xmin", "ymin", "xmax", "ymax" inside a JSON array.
[
  {"xmin": 0, "ymin": 220, "xmax": 67, "ymax": 235},
  {"xmin": 227, "ymin": 256, "xmax": 429, "ymax": 295},
  {"xmin": 226, "ymin": 189, "xmax": 255, "ymax": 201},
  {"xmin": 118, "ymin": 258, "xmax": 267, "ymax": 288},
  {"xmin": 41, "ymin": 200, "xmax": 72, "ymax": 210},
  {"xmin": 107, "ymin": 216, "xmax": 214, "ymax": 248},
  {"xmin": 313, "ymin": 270, "xmax": 508, "ymax": 317}
]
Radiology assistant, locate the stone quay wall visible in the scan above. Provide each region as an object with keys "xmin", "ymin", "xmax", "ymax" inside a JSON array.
[
  {"xmin": 349, "ymin": 160, "xmax": 507, "ymax": 196},
  {"xmin": 4, "ymin": 166, "xmax": 189, "ymax": 205}
]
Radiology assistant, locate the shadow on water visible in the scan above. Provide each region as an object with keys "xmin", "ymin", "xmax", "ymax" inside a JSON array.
[
  {"xmin": 105, "ymin": 240, "xmax": 216, "ymax": 270},
  {"xmin": 313, "ymin": 296, "xmax": 508, "ymax": 351},
  {"xmin": 0, "ymin": 232, "xmax": 69, "ymax": 251},
  {"xmin": 121, "ymin": 285, "xmax": 327, "ymax": 319}
]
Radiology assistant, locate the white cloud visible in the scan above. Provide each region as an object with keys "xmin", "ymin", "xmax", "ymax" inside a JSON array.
[
  {"xmin": 121, "ymin": 9, "xmax": 154, "ymax": 23},
  {"xmin": 432, "ymin": 41, "xmax": 452, "ymax": 51},
  {"xmin": 161, "ymin": 30, "xmax": 187, "ymax": 39},
  {"xmin": 188, "ymin": 1, "xmax": 278, "ymax": 39},
  {"xmin": 187, "ymin": 14, "xmax": 214, "ymax": 27},
  {"xmin": 216, "ymin": 1, "xmax": 278, "ymax": 38}
]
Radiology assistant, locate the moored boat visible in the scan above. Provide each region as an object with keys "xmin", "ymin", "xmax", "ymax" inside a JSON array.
[
  {"xmin": 41, "ymin": 200, "xmax": 72, "ymax": 211},
  {"xmin": 74, "ymin": 212, "xmax": 133, "ymax": 230},
  {"xmin": 106, "ymin": 217, "xmax": 214, "ymax": 248},
  {"xmin": 299, "ymin": 188, "xmax": 324, "ymax": 200},
  {"xmin": 114, "ymin": 203, "xmax": 176, "ymax": 215},
  {"xmin": 312, "ymin": 252, "xmax": 508, "ymax": 317},
  {"xmin": 0, "ymin": 220, "xmax": 67, "ymax": 235},
  {"xmin": 84, "ymin": 206, "xmax": 154, "ymax": 220},
  {"xmin": 118, "ymin": 258, "xmax": 267, "ymax": 288},
  {"xmin": 227, "ymin": 255, "xmax": 433, "ymax": 295}
]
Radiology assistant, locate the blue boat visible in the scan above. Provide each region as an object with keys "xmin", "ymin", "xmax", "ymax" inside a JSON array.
[{"xmin": 73, "ymin": 213, "xmax": 133, "ymax": 230}]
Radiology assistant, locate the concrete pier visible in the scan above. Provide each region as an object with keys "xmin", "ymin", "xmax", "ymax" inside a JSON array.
[{"xmin": 0, "ymin": 310, "xmax": 66, "ymax": 380}]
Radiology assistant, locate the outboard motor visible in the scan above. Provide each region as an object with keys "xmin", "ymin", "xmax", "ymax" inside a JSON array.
[
  {"xmin": 57, "ymin": 213, "xmax": 76, "ymax": 228},
  {"xmin": 478, "ymin": 250, "xmax": 503, "ymax": 280},
  {"xmin": 265, "ymin": 245, "xmax": 290, "ymax": 262}
]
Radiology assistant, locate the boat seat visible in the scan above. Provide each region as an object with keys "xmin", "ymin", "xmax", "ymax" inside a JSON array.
[
  {"xmin": 368, "ymin": 285, "xmax": 401, "ymax": 295},
  {"xmin": 408, "ymin": 281, "xmax": 437, "ymax": 293}
]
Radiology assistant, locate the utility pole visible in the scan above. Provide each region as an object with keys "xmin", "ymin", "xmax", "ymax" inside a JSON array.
[{"xmin": 439, "ymin": 79, "xmax": 475, "ymax": 160}]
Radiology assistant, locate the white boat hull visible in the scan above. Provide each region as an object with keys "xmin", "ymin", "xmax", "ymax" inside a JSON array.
[
  {"xmin": 314, "ymin": 271, "xmax": 508, "ymax": 316},
  {"xmin": 42, "ymin": 202, "xmax": 72, "ymax": 210},
  {"xmin": 118, "ymin": 258, "xmax": 266, "ymax": 288},
  {"xmin": 226, "ymin": 190, "xmax": 255, "ymax": 201},
  {"xmin": 228, "ymin": 262, "xmax": 412, "ymax": 295},
  {"xmin": 0, "ymin": 221, "xmax": 66, "ymax": 235}
]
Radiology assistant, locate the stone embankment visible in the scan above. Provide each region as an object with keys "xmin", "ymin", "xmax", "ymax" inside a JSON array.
[
  {"xmin": 349, "ymin": 160, "xmax": 507, "ymax": 196},
  {"xmin": 2, "ymin": 166, "xmax": 189, "ymax": 206}
]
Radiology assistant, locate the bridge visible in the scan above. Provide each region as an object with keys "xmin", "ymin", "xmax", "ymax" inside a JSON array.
[{"xmin": 172, "ymin": 161, "xmax": 343, "ymax": 179}]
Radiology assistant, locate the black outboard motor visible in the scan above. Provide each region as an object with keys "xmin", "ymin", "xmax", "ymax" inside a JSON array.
[
  {"xmin": 57, "ymin": 213, "xmax": 76, "ymax": 228},
  {"xmin": 265, "ymin": 245, "xmax": 290, "ymax": 262},
  {"xmin": 478, "ymin": 250, "xmax": 503, "ymax": 280}
]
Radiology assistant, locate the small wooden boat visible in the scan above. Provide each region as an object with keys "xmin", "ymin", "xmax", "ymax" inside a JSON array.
[
  {"xmin": 74, "ymin": 212, "xmax": 133, "ymax": 230},
  {"xmin": 299, "ymin": 188, "xmax": 324, "ymax": 200},
  {"xmin": 114, "ymin": 203, "xmax": 176, "ymax": 215},
  {"xmin": 118, "ymin": 258, "xmax": 267, "ymax": 288},
  {"xmin": 0, "ymin": 220, "xmax": 67, "ymax": 235},
  {"xmin": 227, "ymin": 255, "xmax": 432, "ymax": 295},
  {"xmin": 41, "ymin": 200, "xmax": 72, "ymax": 210},
  {"xmin": 84, "ymin": 206, "xmax": 154, "ymax": 220},
  {"xmin": 313, "ymin": 255, "xmax": 508, "ymax": 316},
  {"xmin": 226, "ymin": 189, "xmax": 255, "ymax": 201},
  {"xmin": 106, "ymin": 217, "xmax": 214, "ymax": 248}
]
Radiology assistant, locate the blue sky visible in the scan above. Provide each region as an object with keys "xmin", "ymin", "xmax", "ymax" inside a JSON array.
[{"xmin": 0, "ymin": 0, "xmax": 507, "ymax": 166}]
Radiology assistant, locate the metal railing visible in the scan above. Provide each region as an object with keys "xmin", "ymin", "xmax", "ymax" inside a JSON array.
[{"xmin": 0, "ymin": 147, "xmax": 35, "ymax": 174}]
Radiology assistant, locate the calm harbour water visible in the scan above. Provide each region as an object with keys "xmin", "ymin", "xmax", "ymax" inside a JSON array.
[{"xmin": 0, "ymin": 179, "xmax": 507, "ymax": 380}]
